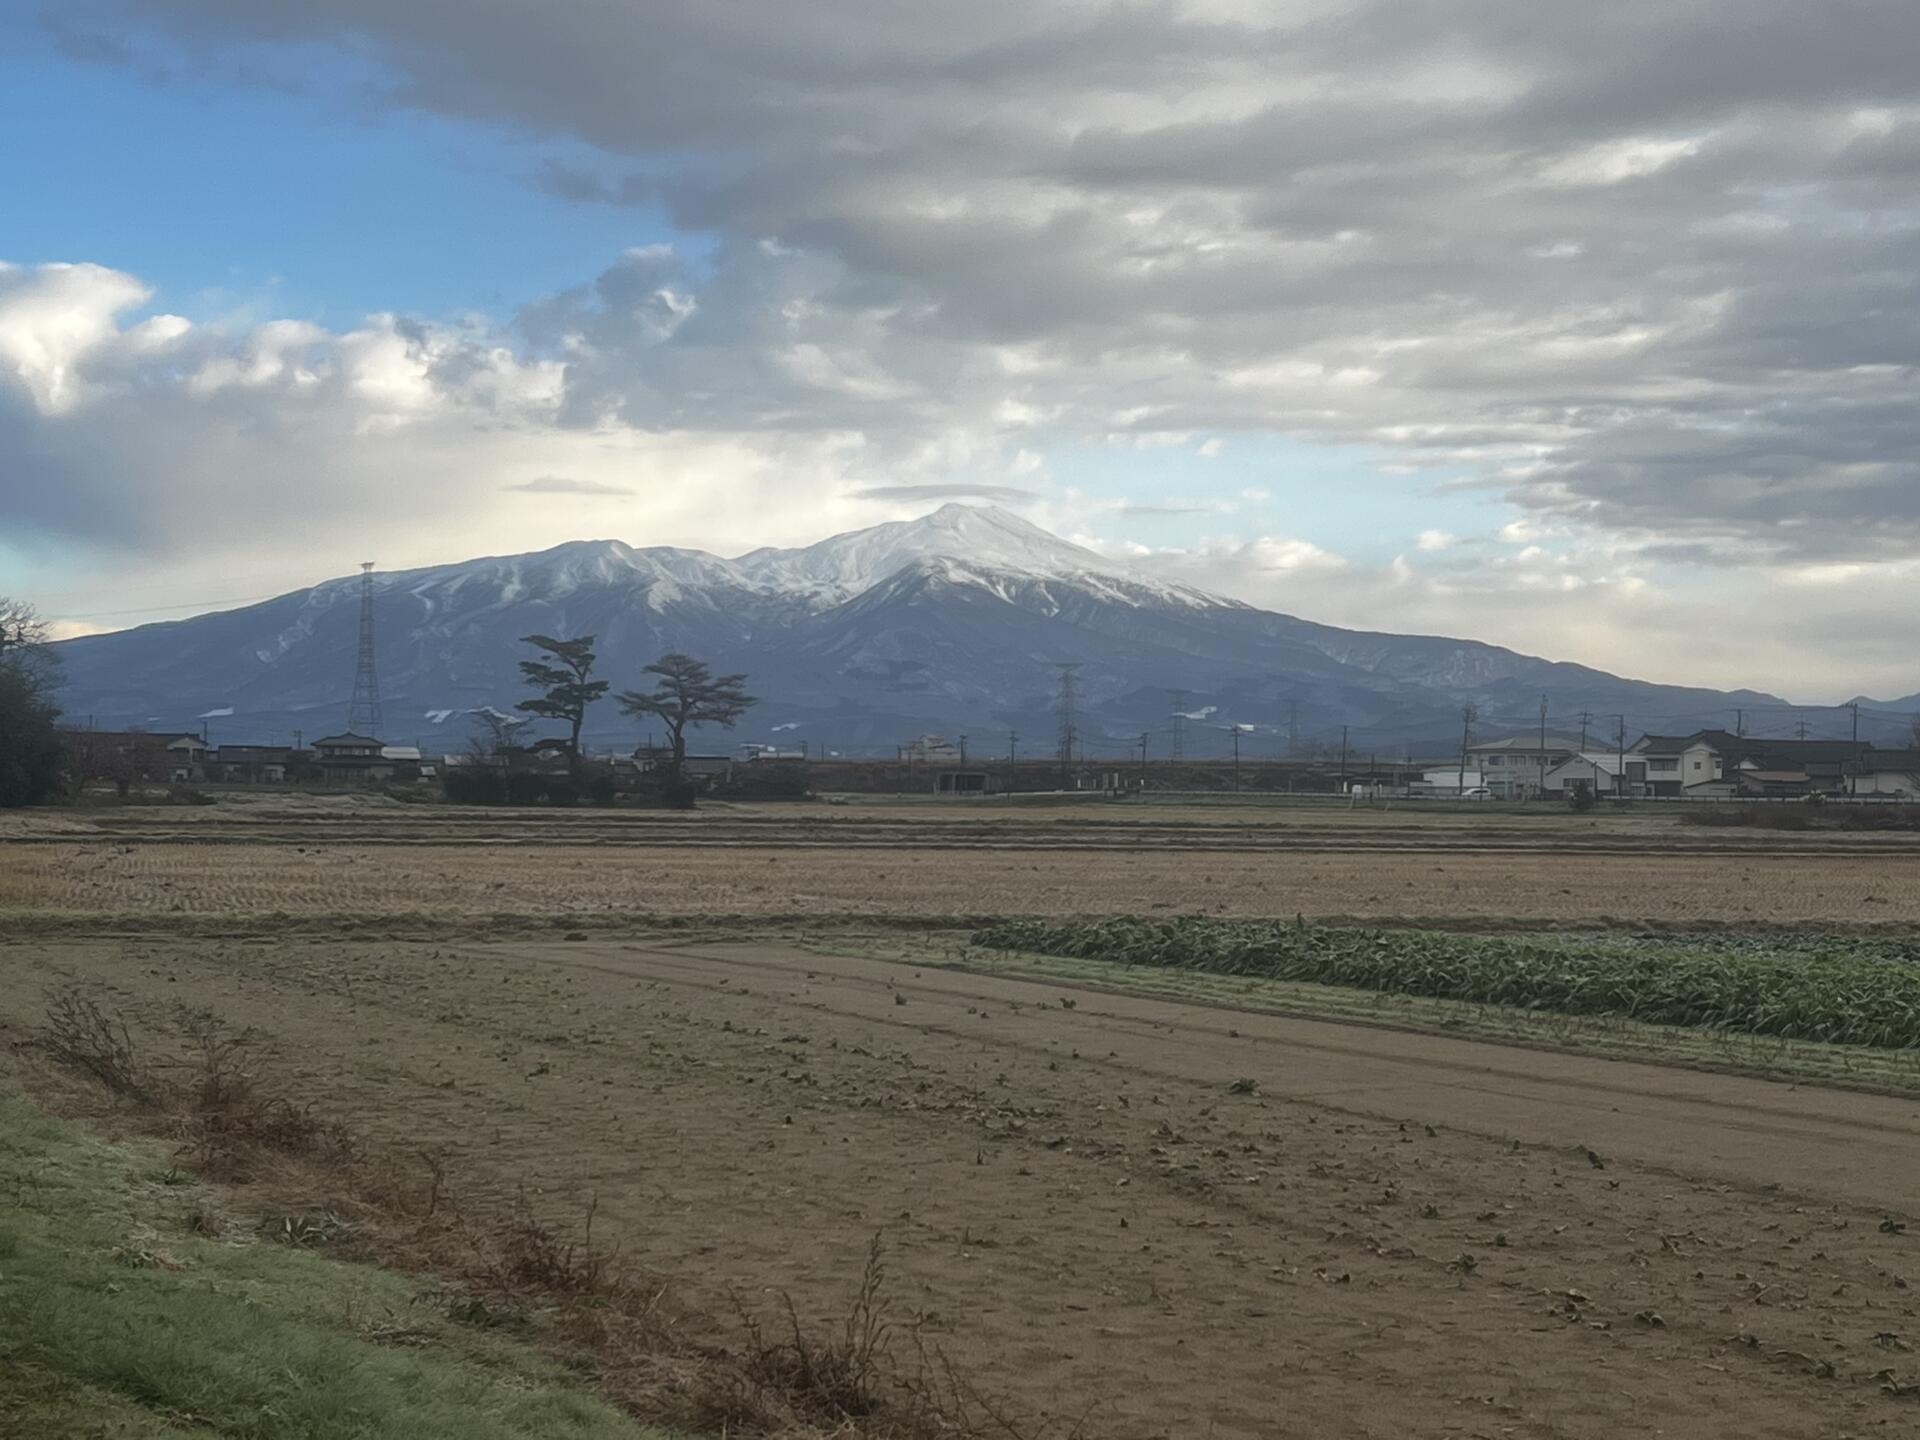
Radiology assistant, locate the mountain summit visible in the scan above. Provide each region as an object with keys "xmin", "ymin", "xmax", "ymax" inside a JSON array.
[
  {"xmin": 52, "ymin": 505, "xmax": 1787, "ymax": 754},
  {"xmin": 732, "ymin": 504, "xmax": 1213, "ymax": 607}
]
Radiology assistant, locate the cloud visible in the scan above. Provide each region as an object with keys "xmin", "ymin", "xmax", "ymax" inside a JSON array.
[
  {"xmin": 848, "ymin": 483, "xmax": 1037, "ymax": 503},
  {"xmin": 62, "ymin": 0, "xmax": 1920, "ymax": 569},
  {"xmin": 18, "ymin": 1, "xmax": 1920, "ymax": 694},
  {"xmin": 1415, "ymin": 529, "xmax": 1457, "ymax": 552},
  {"xmin": 505, "ymin": 475, "xmax": 634, "ymax": 495}
]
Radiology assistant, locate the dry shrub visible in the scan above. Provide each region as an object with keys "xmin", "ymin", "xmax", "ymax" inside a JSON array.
[
  {"xmin": 735, "ymin": 1234, "xmax": 896, "ymax": 1425},
  {"xmin": 38, "ymin": 991, "xmax": 154, "ymax": 1103},
  {"xmin": 166, "ymin": 1011, "xmax": 355, "ymax": 1179}
]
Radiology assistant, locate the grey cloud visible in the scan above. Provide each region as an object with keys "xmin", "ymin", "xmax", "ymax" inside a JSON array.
[
  {"xmin": 849, "ymin": 484, "xmax": 1037, "ymax": 502},
  {"xmin": 46, "ymin": 0, "xmax": 1920, "ymax": 560},
  {"xmin": 504, "ymin": 476, "xmax": 634, "ymax": 496}
]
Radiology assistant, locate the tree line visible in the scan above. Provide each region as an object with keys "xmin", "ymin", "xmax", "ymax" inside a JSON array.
[
  {"xmin": 442, "ymin": 635, "xmax": 760, "ymax": 806},
  {"xmin": 513, "ymin": 634, "xmax": 756, "ymax": 771},
  {"xmin": 0, "ymin": 597, "xmax": 756, "ymax": 809},
  {"xmin": 0, "ymin": 598, "xmax": 64, "ymax": 807}
]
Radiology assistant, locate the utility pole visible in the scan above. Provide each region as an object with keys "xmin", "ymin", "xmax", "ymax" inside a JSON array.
[
  {"xmin": 1286, "ymin": 699, "xmax": 1299, "ymax": 759},
  {"xmin": 1850, "ymin": 700, "xmax": 1861, "ymax": 796},
  {"xmin": 1615, "ymin": 714, "xmax": 1627, "ymax": 799},
  {"xmin": 1578, "ymin": 711, "xmax": 1590, "ymax": 752},
  {"xmin": 1457, "ymin": 704, "xmax": 1477, "ymax": 799},
  {"xmin": 1007, "ymin": 730, "xmax": 1017, "ymax": 793},
  {"xmin": 1735, "ymin": 707, "xmax": 1745, "ymax": 738},
  {"xmin": 1138, "ymin": 731, "xmax": 1149, "ymax": 782},
  {"xmin": 1536, "ymin": 694, "xmax": 1548, "ymax": 801},
  {"xmin": 1169, "ymin": 690, "xmax": 1187, "ymax": 764},
  {"xmin": 958, "ymin": 733, "xmax": 968, "ymax": 766},
  {"xmin": 1231, "ymin": 727, "xmax": 1242, "ymax": 790},
  {"xmin": 1339, "ymin": 724, "xmax": 1350, "ymax": 794}
]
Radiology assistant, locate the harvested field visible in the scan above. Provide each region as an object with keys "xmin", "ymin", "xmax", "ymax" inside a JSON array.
[
  {"xmin": 6, "ymin": 835, "xmax": 1920, "ymax": 925},
  {"xmin": 7, "ymin": 931, "xmax": 1920, "ymax": 1439}
]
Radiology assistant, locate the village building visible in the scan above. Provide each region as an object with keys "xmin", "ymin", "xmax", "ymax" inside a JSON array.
[
  {"xmin": 309, "ymin": 733, "xmax": 394, "ymax": 784},
  {"xmin": 1465, "ymin": 735, "xmax": 1587, "ymax": 799},
  {"xmin": 213, "ymin": 744, "xmax": 295, "ymax": 784}
]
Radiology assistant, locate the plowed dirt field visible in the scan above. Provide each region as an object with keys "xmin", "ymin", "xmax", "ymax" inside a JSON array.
[{"xmin": 8, "ymin": 932, "xmax": 1920, "ymax": 1439}]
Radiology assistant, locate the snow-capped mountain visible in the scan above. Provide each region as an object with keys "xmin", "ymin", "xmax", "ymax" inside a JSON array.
[{"xmin": 52, "ymin": 504, "xmax": 1794, "ymax": 755}]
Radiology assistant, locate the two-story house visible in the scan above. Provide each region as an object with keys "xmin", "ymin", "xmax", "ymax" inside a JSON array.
[{"xmin": 1465, "ymin": 735, "xmax": 1587, "ymax": 799}]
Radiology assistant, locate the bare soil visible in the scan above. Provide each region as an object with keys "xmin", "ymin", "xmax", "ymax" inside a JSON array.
[
  {"xmin": 6, "ymin": 836, "xmax": 1920, "ymax": 924},
  {"xmin": 8, "ymin": 932, "xmax": 1920, "ymax": 1439}
]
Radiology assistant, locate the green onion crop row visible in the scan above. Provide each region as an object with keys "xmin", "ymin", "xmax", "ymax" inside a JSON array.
[{"xmin": 971, "ymin": 917, "xmax": 1920, "ymax": 1050}]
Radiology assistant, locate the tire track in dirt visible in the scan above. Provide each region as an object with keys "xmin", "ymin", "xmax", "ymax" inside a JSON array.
[{"xmin": 7, "ymin": 933, "xmax": 1917, "ymax": 1439}]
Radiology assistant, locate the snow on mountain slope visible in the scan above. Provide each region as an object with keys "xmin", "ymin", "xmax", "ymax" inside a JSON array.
[
  {"xmin": 734, "ymin": 504, "xmax": 1225, "ymax": 608},
  {"xmin": 49, "ymin": 503, "xmax": 1796, "ymax": 753}
]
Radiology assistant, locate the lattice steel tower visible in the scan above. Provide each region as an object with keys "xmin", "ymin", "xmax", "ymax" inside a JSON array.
[
  {"xmin": 348, "ymin": 561, "xmax": 384, "ymax": 738},
  {"xmin": 1053, "ymin": 662, "xmax": 1081, "ymax": 777}
]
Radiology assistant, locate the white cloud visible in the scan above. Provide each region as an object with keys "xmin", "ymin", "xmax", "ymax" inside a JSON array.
[
  {"xmin": 1414, "ymin": 529, "xmax": 1457, "ymax": 551},
  {"xmin": 0, "ymin": 262, "xmax": 156, "ymax": 413}
]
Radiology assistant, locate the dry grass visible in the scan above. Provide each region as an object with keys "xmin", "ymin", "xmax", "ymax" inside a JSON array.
[{"xmin": 25, "ymin": 986, "xmax": 1064, "ymax": 1440}]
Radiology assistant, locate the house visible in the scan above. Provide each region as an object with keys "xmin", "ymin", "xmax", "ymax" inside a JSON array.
[
  {"xmin": 309, "ymin": 733, "xmax": 394, "ymax": 784},
  {"xmin": 1631, "ymin": 731, "xmax": 1872, "ymax": 797},
  {"xmin": 1854, "ymin": 750, "xmax": 1920, "ymax": 797},
  {"xmin": 1626, "ymin": 733, "xmax": 1726, "ymax": 797},
  {"xmin": 1466, "ymin": 735, "xmax": 1588, "ymax": 799},
  {"xmin": 214, "ymin": 744, "xmax": 293, "ymax": 784},
  {"xmin": 60, "ymin": 729, "xmax": 201, "ymax": 791},
  {"xmin": 1540, "ymin": 752, "xmax": 1630, "ymax": 797},
  {"xmin": 380, "ymin": 745, "xmax": 427, "ymax": 781},
  {"xmin": 165, "ymin": 734, "xmax": 210, "ymax": 782}
]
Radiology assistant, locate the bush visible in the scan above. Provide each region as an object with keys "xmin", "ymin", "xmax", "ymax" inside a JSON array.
[
  {"xmin": 441, "ymin": 767, "xmax": 506, "ymax": 805},
  {"xmin": 1566, "ymin": 780, "xmax": 1596, "ymax": 813},
  {"xmin": 0, "ymin": 661, "xmax": 63, "ymax": 808},
  {"xmin": 660, "ymin": 776, "xmax": 699, "ymax": 810},
  {"xmin": 544, "ymin": 779, "xmax": 579, "ymax": 808},
  {"xmin": 504, "ymin": 772, "xmax": 547, "ymax": 806},
  {"xmin": 586, "ymin": 772, "xmax": 618, "ymax": 806},
  {"xmin": 714, "ymin": 761, "xmax": 811, "ymax": 801}
]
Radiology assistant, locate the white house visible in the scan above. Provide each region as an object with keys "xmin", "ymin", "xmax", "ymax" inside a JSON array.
[{"xmin": 1466, "ymin": 735, "xmax": 1588, "ymax": 799}]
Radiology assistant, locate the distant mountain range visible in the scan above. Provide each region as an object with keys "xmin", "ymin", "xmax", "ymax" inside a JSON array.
[{"xmin": 54, "ymin": 503, "xmax": 1879, "ymax": 758}]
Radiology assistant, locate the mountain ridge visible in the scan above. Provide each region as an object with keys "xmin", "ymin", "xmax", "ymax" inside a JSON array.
[{"xmin": 52, "ymin": 504, "xmax": 1818, "ymax": 756}]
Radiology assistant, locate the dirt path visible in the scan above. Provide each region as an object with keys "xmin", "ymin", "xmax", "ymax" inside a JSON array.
[{"xmin": 8, "ymin": 933, "xmax": 1920, "ymax": 1438}]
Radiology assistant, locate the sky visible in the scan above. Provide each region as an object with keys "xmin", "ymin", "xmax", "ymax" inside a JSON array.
[{"xmin": 3, "ymin": 2, "xmax": 1919, "ymax": 702}]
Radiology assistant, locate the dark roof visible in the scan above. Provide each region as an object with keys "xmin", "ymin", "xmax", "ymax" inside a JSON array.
[
  {"xmin": 1468, "ymin": 734, "xmax": 1588, "ymax": 753},
  {"xmin": 1860, "ymin": 749, "xmax": 1920, "ymax": 773},
  {"xmin": 1635, "ymin": 730, "xmax": 1741, "ymax": 756},
  {"xmin": 311, "ymin": 733, "xmax": 384, "ymax": 747},
  {"xmin": 1639, "ymin": 729, "xmax": 1873, "ymax": 766}
]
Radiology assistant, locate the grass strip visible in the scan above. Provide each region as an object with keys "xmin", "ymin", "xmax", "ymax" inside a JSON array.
[
  {"xmin": 0, "ymin": 1090, "xmax": 671, "ymax": 1440},
  {"xmin": 971, "ymin": 916, "xmax": 1920, "ymax": 1050}
]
